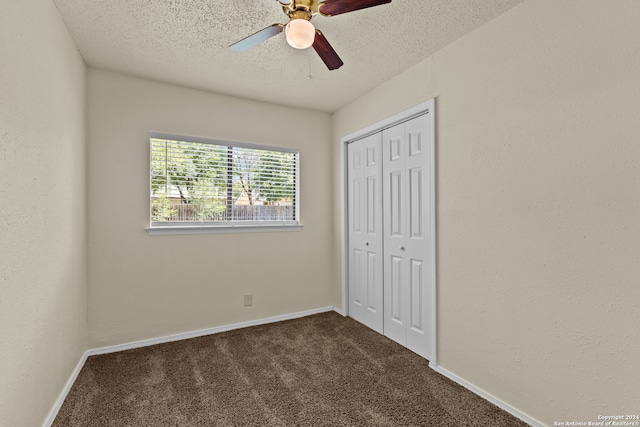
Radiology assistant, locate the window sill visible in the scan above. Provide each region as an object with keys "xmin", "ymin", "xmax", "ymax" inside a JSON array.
[{"xmin": 145, "ymin": 223, "xmax": 304, "ymax": 235}]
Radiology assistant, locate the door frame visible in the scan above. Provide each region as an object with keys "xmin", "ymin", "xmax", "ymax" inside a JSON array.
[{"xmin": 340, "ymin": 99, "xmax": 437, "ymax": 365}]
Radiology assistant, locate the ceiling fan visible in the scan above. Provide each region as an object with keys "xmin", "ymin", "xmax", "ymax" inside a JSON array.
[{"xmin": 229, "ymin": 0, "xmax": 392, "ymax": 71}]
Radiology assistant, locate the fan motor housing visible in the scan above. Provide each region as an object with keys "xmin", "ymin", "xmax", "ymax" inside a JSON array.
[{"xmin": 282, "ymin": 0, "xmax": 320, "ymax": 18}]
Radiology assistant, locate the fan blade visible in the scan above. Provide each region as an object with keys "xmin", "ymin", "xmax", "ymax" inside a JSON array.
[
  {"xmin": 313, "ymin": 30, "xmax": 344, "ymax": 70},
  {"xmin": 230, "ymin": 24, "xmax": 284, "ymax": 52},
  {"xmin": 319, "ymin": 0, "xmax": 391, "ymax": 16}
]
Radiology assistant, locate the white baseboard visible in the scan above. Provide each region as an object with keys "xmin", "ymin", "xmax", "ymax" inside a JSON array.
[
  {"xmin": 42, "ymin": 351, "xmax": 89, "ymax": 427},
  {"xmin": 429, "ymin": 364, "xmax": 545, "ymax": 427},
  {"xmin": 88, "ymin": 306, "xmax": 337, "ymax": 356}
]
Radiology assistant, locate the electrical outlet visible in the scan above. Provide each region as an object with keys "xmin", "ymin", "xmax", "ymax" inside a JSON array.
[{"xmin": 244, "ymin": 293, "xmax": 253, "ymax": 307}]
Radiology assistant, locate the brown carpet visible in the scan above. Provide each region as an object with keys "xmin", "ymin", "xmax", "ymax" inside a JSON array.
[{"xmin": 53, "ymin": 312, "xmax": 528, "ymax": 426}]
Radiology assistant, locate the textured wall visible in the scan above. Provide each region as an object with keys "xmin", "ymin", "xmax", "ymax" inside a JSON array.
[
  {"xmin": 332, "ymin": 0, "xmax": 640, "ymax": 424},
  {"xmin": 0, "ymin": 0, "xmax": 87, "ymax": 426},
  {"xmin": 87, "ymin": 70, "xmax": 334, "ymax": 348}
]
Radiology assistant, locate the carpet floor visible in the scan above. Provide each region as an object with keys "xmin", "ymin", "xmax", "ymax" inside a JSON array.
[{"xmin": 53, "ymin": 312, "xmax": 528, "ymax": 426}]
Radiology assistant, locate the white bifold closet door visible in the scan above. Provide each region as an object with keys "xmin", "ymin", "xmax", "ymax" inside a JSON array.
[
  {"xmin": 347, "ymin": 132, "xmax": 384, "ymax": 334},
  {"xmin": 382, "ymin": 114, "xmax": 433, "ymax": 359},
  {"xmin": 347, "ymin": 112, "xmax": 433, "ymax": 361}
]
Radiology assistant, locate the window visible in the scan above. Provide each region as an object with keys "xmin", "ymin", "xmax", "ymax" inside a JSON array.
[{"xmin": 148, "ymin": 133, "xmax": 300, "ymax": 234}]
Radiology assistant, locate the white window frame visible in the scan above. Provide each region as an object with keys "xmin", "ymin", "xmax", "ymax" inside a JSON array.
[{"xmin": 146, "ymin": 132, "xmax": 302, "ymax": 235}]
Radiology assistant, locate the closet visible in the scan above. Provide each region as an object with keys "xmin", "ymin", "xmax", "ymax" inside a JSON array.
[{"xmin": 347, "ymin": 110, "xmax": 434, "ymax": 361}]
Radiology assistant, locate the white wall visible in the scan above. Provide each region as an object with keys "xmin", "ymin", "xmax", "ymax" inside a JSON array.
[
  {"xmin": 87, "ymin": 69, "xmax": 334, "ymax": 347},
  {"xmin": 0, "ymin": 0, "xmax": 87, "ymax": 426},
  {"xmin": 332, "ymin": 0, "xmax": 640, "ymax": 425}
]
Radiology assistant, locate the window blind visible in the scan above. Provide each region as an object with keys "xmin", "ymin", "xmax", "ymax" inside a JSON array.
[{"xmin": 150, "ymin": 135, "xmax": 298, "ymax": 226}]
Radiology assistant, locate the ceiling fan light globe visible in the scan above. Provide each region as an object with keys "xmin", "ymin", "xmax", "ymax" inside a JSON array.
[{"xmin": 285, "ymin": 19, "xmax": 315, "ymax": 49}]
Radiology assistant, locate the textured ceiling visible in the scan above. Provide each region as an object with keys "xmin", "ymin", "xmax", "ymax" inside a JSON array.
[{"xmin": 53, "ymin": 0, "xmax": 525, "ymax": 112}]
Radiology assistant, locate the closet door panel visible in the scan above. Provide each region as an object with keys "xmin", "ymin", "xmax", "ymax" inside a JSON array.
[
  {"xmin": 403, "ymin": 114, "xmax": 433, "ymax": 359},
  {"xmin": 348, "ymin": 140, "xmax": 365, "ymax": 324},
  {"xmin": 348, "ymin": 133, "xmax": 383, "ymax": 334},
  {"xmin": 383, "ymin": 124, "xmax": 408, "ymax": 344},
  {"xmin": 362, "ymin": 133, "xmax": 383, "ymax": 333}
]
